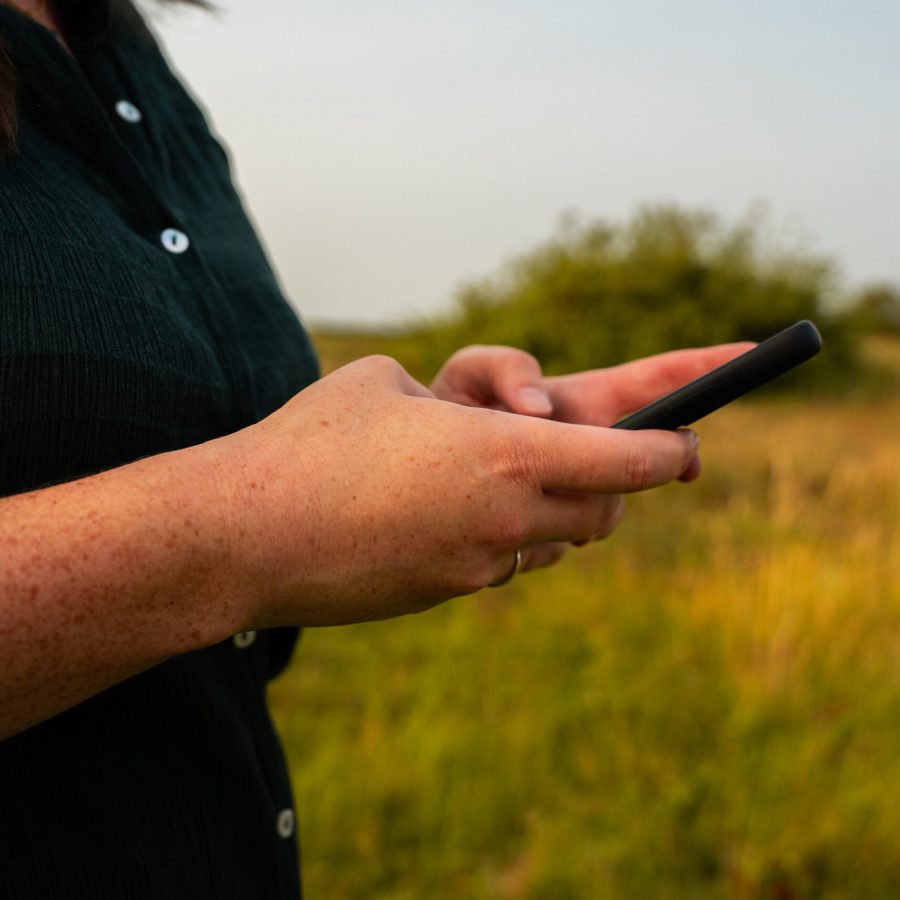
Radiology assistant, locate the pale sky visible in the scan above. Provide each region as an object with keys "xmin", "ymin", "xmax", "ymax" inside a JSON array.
[{"xmin": 150, "ymin": 1, "xmax": 900, "ymax": 327}]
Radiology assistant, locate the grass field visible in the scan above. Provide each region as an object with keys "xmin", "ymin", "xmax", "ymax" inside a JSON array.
[{"xmin": 268, "ymin": 337, "xmax": 900, "ymax": 898}]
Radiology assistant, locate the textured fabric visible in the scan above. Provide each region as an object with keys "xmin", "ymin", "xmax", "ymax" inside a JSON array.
[{"xmin": 0, "ymin": 1, "xmax": 319, "ymax": 896}]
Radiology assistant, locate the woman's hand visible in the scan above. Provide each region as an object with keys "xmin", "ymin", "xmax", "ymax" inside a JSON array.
[
  {"xmin": 214, "ymin": 355, "xmax": 701, "ymax": 628},
  {"xmin": 430, "ymin": 342, "xmax": 754, "ymax": 566},
  {"xmin": 430, "ymin": 342, "xmax": 754, "ymax": 426}
]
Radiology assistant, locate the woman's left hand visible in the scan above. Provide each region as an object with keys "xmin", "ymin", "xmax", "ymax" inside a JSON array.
[{"xmin": 430, "ymin": 341, "xmax": 753, "ymax": 570}]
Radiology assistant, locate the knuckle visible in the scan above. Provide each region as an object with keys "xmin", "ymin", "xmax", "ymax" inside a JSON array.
[
  {"xmin": 445, "ymin": 345, "xmax": 479, "ymax": 368},
  {"xmin": 496, "ymin": 345, "xmax": 531, "ymax": 361},
  {"xmin": 491, "ymin": 419, "xmax": 543, "ymax": 488},
  {"xmin": 470, "ymin": 343, "xmax": 518, "ymax": 359},
  {"xmin": 503, "ymin": 347, "xmax": 542, "ymax": 379},
  {"xmin": 623, "ymin": 444, "xmax": 655, "ymax": 492},
  {"xmin": 475, "ymin": 499, "xmax": 531, "ymax": 552},
  {"xmin": 351, "ymin": 353, "xmax": 404, "ymax": 381},
  {"xmin": 508, "ymin": 446, "xmax": 540, "ymax": 487},
  {"xmin": 473, "ymin": 422, "xmax": 541, "ymax": 547},
  {"xmin": 494, "ymin": 516, "xmax": 532, "ymax": 552},
  {"xmin": 361, "ymin": 354, "xmax": 403, "ymax": 376},
  {"xmin": 514, "ymin": 348, "xmax": 541, "ymax": 369}
]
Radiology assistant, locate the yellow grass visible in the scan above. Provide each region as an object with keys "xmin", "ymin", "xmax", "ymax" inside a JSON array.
[{"xmin": 269, "ymin": 352, "xmax": 900, "ymax": 898}]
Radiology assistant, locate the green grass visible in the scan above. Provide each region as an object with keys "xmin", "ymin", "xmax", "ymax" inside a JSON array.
[{"xmin": 269, "ymin": 343, "xmax": 900, "ymax": 898}]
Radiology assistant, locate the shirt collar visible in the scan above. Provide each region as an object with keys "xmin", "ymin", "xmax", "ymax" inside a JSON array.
[{"xmin": 54, "ymin": 0, "xmax": 110, "ymax": 49}]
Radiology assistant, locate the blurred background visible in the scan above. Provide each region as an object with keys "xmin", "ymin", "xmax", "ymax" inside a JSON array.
[{"xmin": 152, "ymin": 2, "xmax": 900, "ymax": 896}]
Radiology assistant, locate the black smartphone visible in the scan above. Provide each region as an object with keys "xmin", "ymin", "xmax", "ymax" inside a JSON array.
[{"xmin": 611, "ymin": 320, "xmax": 822, "ymax": 431}]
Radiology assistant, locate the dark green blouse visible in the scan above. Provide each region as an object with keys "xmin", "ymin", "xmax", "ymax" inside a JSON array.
[{"xmin": 0, "ymin": 1, "xmax": 319, "ymax": 896}]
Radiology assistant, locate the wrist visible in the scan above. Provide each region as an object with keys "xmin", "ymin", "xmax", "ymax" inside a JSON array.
[
  {"xmin": 197, "ymin": 424, "xmax": 319, "ymax": 634},
  {"xmin": 177, "ymin": 435, "xmax": 261, "ymax": 636},
  {"xmin": 119, "ymin": 436, "xmax": 261, "ymax": 649}
]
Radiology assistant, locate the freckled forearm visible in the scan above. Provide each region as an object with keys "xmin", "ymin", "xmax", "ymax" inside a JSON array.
[{"xmin": 0, "ymin": 441, "xmax": 251, "ymax": 740}]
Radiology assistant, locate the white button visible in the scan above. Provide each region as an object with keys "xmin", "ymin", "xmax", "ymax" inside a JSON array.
[
  {"xmin": 160, "ymin": 228, "xmax": 190, "ymax": 254},
  {"xmin": 115, "ymin": 100, "xmax": 143, "ymax": 123},
  {"xmin": 233, "ymin": 631, "xmax": 256, "ymax": 649},
  {"xmin": 276, "ymin": 808, "xmax": 295, "ymax": 839}
]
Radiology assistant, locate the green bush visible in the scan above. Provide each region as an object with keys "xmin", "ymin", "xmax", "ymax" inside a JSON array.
[
  {"xmin": 413, "ymin": 205, "xmax": 862, "ymax": 390},
  {"xmin": 851, "ymin": 283, "xmax": 900, "ymax": 335}
]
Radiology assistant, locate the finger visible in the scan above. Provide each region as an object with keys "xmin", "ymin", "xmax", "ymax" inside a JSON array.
[
  {"xmin": 526, "ymin": 492, "xmax": 625, "ymax": 545},
  {"xmin": 520, "ymin": 542, "xmax": 568, "ymax": 571},
  {"xmin": 573, "ymin": 503, "xmax": 627, "ymax": 546},
  {"xmin": 526, "ymin": 419, "xmax": 700, "ymax": 494},
  {"xmin": 441, "ymin": 346, "xmax": 552, "ymax": 415},
  {"xmin": 603, "ymin": 343, "xmax": 755, "ymax": 416},
  {"xmin": 678, "ymin": 453, "xmax": 702, "ymax": 483},
  {"xmin": 488, "ymin": 543, "xmax": 569, "ymax": 586},
  {"xmin": 487, "ymin": 547, "xmax": 523, "ymax": 587},
  {"xmin": 486, "ymin": 349, "xmax": 553, "ymax": 416}
]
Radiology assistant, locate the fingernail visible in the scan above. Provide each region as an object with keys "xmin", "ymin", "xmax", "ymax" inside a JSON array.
[
  {"xmin": 683, "ymin": 429, "xmax": 700, "ymax": 448},
  {"xmin": 516, "ymin": 387, "xmax": 552, "ymax": 415}
]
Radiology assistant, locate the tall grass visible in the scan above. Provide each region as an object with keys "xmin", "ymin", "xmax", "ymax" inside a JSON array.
[{"xmin": 269, "ymin": 388, "xmax": 900, "ymax": 898}]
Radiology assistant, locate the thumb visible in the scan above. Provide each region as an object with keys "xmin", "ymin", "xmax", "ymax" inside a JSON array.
[{"xmin": 492, "ymin": 349, "xmax": 553, "ymax": 416}]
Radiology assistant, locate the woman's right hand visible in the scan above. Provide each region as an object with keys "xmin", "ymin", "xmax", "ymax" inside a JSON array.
[{"xmin": 215, "ymin": 355, "xmax": 700, "ymax": 629}]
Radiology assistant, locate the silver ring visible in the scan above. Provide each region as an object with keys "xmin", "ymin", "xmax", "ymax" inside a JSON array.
[{"xmin": 488, "ymin": 548, "xmax": 522, "ymax": 588}]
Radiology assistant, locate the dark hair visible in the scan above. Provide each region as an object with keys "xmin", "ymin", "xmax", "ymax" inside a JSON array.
[{"xmin": 0, "ymin": 0, "xmax": 211, "ymax": 158}]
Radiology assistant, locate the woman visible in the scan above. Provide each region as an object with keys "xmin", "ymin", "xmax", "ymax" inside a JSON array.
[{"xmin": 0, "ymin": 0, "xmax": 746, "ymax": 896}]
